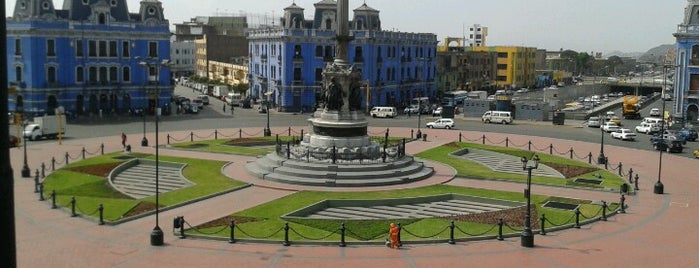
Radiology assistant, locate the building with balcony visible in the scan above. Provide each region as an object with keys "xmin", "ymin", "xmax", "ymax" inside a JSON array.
[
  {"xmin": 467, "ymin": 46, "xmax": 538, "ymax": 89},
  {"xmin": 208, "ymin": 60, "xmax": 249, "ymax": 86},
  {"xmin": 7, "ymin": 0, "xmax": 172, "ymax": 116},
  {"xmin": 436, "ymin": 46, "xmax": 497, "ymax": 95},
  {"xmin": 247, "ymin": 1, "xmax": 438, "ymax": 112},
  {"xmin": 673, "ymin": 0, "xmax": 699, "ymax": 123}
]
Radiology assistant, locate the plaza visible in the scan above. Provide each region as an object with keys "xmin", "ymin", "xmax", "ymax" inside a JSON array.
[{"xmin": 10, "ymin": 123, "xmax": 699, "ymax": 267}]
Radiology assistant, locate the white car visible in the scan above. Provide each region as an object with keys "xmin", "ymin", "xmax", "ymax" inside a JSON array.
[
  {"xmin": 611, "ymin": 128, "xmax": 637, "ymax": 141},
  {"xmin": 426, "ymin": 118, "xmax": 454, "ymax": 129},
  {"xmin": 635, "ymin": 122, "xmax": 660, "ymax": 134},
  {"xmin": 432, "ymin": 107, "xmax": 442, "ymax": 117},
  {"xmin": 649, "ymin": 108, "xmax": 661, "ymax": 117},
  {"xmin": 587, "ymin": 116, "xmax": 601, "ymax": 128},
  {"xmin": 602, "ymin": 122, "xmax": 620, "ymax": 133}
]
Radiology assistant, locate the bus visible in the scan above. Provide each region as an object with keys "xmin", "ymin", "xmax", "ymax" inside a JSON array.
[
  {"xmin": 442, "ymin": 90, "xmax": 469, "ymax": 106},
  {"xmin": 225, "ymin": 93, "xmax": 242, "ymax": 106}
]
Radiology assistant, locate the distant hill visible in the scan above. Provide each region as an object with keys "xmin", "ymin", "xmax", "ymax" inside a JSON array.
[
  {"xmin": 605, "ymin": 44, "xmax": 674, "ymax": 62},
  {"xmin": 605, "ymin": 51, "xmax": 643, "ymax": 59}
]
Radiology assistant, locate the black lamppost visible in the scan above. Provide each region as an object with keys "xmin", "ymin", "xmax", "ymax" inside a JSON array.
[
  {"xmin": 18, "ymin": 106, "xmax": 30, "ymax": 178},
  {"xmin": 139, "ymin": 59, "xmax": 171, "ymax": 246},
  {"xmin": 598, "ymin": 114, "xmax": 607, "ymax": 165},
  {"xmin": 655, "ymin": 65, "xmax": 669, "ymax": 195},
  {"xmin": 263, "ymin": 91, "xmax": 272, "ymax": 137},
  {"xmin": 520, "ymin": 154, "xmax": 539, "ymax": 248}
]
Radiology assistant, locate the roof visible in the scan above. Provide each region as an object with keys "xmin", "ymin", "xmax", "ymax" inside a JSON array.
[
  {"xmin": 354, "ymin": 3, "xmax": 379, "ymax": 12},
  {"xmin": 284, "ymin": 2, "xmax": 304, "ymax": 11}
]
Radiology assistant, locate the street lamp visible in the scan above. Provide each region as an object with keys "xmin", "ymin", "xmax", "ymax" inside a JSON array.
[
  {"xmin": 520, "ymin": 154, "xmax": 539, "ymax": 248},
  {"xmin": 598, "ymin": 114, "xmax": 607, "ymax": 165},
  {"xmin": 654, "ymin": 65, "xmax": 669, "ymax": 195},
  {"xmin": 263, "ymin": 91, "xmax": 272, "ymax": 136},
  {"xmin": 139, "ymin": 59, "xmax": 171, "ymax": 246},
  {"xmin": 18, "ymin": 106, "xmax": 30, "ymax": 178}
]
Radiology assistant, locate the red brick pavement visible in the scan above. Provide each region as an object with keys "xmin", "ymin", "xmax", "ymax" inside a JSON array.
[{"xmin": 10, "ymin": 126, "xmax": 699, "ymax": 267}]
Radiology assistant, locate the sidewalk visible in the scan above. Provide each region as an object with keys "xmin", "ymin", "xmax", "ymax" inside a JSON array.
[{"xmin": 10, "ymin": 127, "xmax": 699, "ymax": 267}]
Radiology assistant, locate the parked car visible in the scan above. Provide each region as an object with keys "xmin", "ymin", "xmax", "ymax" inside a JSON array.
[
  {"xmin": 649, "ymin": 108, "xmax": 661, "ymax": 117},
  {"xmin": 601, "ymin": 122, "xmax": 620, "ymax": 133},
  {"xmin": 404, "ymin": 105, "xmax": 420, "ymax": 115},
  {"xmin": 432, "ymin": 107, "xmax": 442, "ymax": 117},
  {"xmin": 677, "ymin": 128, "xmax": 698, "ymax": 142},
  {"xmin": 635, "ymin": 122, "xmax": 661, "ymax": 134},
  {"xmin": 369, "ymin": 107, "xmax": 397, "ymax": 118},
  {"xmin": 611, "ymin": 128, "xmax": 637, "ymax": 141},
  {"xmin": 257, "ymin": 105, "xmax": 267, "ymax": 113},
  {"xmin": 426, "ymin": 118, "xmax": 454, "ymax": 129},
  {"xmin": 652, "ymin": 139, "xmax": 684, "ymax": 153},
  {"xmin": 198, "ymin": 94, "xmax": 210, "ymax": 105}
]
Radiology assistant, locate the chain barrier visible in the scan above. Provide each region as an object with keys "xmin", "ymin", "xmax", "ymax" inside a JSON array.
[
  {"xmin": 235, "ymin": 225, "xmax": 285, "ymax": 239},
  {"xmin": 67, "ymin": 152, "xmax": 82, "ymax": 160},
  {"xmin": 241, "ymin": 129, "xmax": 264, "ymax": 137},
  {"xmin": 84, "ymin": 147, "xmax": 101, "ymax": 156},
  {"xmin": 184, "ymin": 220, "xmax": 229, "ymax": 235},
  {"xmin": 344, "ymin": 228, "xmax": 386, "ymax": 241},
  {"xmin": 401, "ymin": 225, "xmax": 449, "ymax": 239},
  {"xmin": 544, "ymin": 214, "xmax": 576, "ymax": 227},
  {"xmin": 74, "ymin": 201, "xmax": 100, "ymax": 217},
  {"xmin": 502, "ymin": 222, "xmax": 524, "ymax": 232},
  {"xmin": 217, "ymin": 130, "xmax": 235, "ymax": 138},
  {"xmin": 572, "ymin": 151, "xmax": 589, "ymax": 161},
  {"xmin": 454, "ymin": 223, "xmax": 497, "ymax": 237},
  {"xmin": 532, "ymin": 143, "xmax": 549, "ymax": 152},
  {"xmin": 509, "ymin": 140, "xmax": 528, "ymax": 149},
  {"xmin": 53, "ymin": 157, "xmax": 65, "ymax": 165},
  {"xmin": 289, "ymin": 226, "xmax": 339, "ymax": 241},
  {"xmin": 579, "ymin": 207, "xmax": 603, "ymax": 220},
  {"xmin": 552, "ymin": 146, "xmax": 569, "ymax": 156},
  {"xmin": 193, "ymin": 132, "xmax": 215, "ymax": 140},
  {"xmin": 168, "ymin": 133, "xmax": 191, "ymax": 142},
  {"xmin": 485, "ymin": 137, "xmax": 507, "ymax": 145}
]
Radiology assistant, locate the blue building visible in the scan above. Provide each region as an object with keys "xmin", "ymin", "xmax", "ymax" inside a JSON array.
[
  {"xmin": 247, "ymin": 1, "xmax": 438, "ymax": 112},
  {"xmin": 674, "ymin": 0, "xmax": 699, "ymax": 123},
  {"xmin": 7, "ymin": 0, "xmax": 172, "ymax": 117}
]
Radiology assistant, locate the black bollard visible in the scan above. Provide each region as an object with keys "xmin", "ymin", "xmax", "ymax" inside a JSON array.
[
  {"xmin": 482, "ymin": 135, "xmax": 486, "ymax": 145},
  {"xmin": 228, "ymin": 220, "xmax": 236, "ymax": 244},
  {"xmin": 167, "ymin": 134, "xmax": 170, "ymax": 145},
  {"xmin": 41, "ymin": 162, "xmax": 46, "ymax": 178},
  {"xmin": 620, "ymin": 194, "xmax": 626, "ymax": 214},
  {"xmin": 539, "ymin": 214, "xmax": 546, "ymax": 235},
  {"xmin": 190, "ymin": 132, "xmax": 194, "ymax": 142},
  {"xmin": 283, "ymin": 223, "xmax": 291, "ymax": 246},
  {"xmin": 51, "ymin": 157, "xmax": 56, "ymax": 171},
  {"xmin": 505, "ymin": 137, "xmax": 509, "ymax": 147},
  {"xmin": 239, "ymin": 129, "xmax": 243, "ymax": 139},
  {"xmin": 588, "ymin": 152, "xmax": 592, "ymax": 164},
  {"xmin": 98, "ymin": 204, "xmax": 104, "ymax": 225},
  {"xmin": 459, "ymin": 132, "xmax": 462, "ymax": 142},
  {"xmin": 549, "ymin": 144, "xmax": 553, "ymax": 155},
  {"xmin": 569, "ymin": 148, "xmax": 574, "ymax": 159},
  {"xmin": 65, "ymin": 152, "xmax": 69, "ymax": 165},
  {"xmin": 497, "ymin": 219, "xmax": 504, "ymax": 241},
  {"xmin": 82, "ymin": 147, "xmax": 86, "ymax": 159},
  {"xmin": 617, "ymin": 162, "xmax": 623, "ymax": 176},
  {"xmin": 288, "ymin": 127, "xmax": 292, "ymax": 137},
  {"xmin": 574, "ymin": 208, "xmax": 581, "ymax": 229},
  {"xmin": 601, "ymin": 201, "xmax": 607, "ymax": 221},
  {"xmin": 448, "ymin": 221, "xmax": 455, "ymax": 245},
  {"xmin": 70, "ymin": 196, "xmax": 77, "ymax": 217},
  {"xmin": 604, "ymin": 157, "xmax": 609, "ymax": 169},
  {"xmin": 397, "ymin": 223, "xmax": 402, "ymax": 247},
  {"xmin": 339, "ymin": 223, "xmax": 346, "ymax": 247},
  {"xmin": 38, "ymin": 183, "xmax": 45, "ymax": 201},
  {"xmin": 411, "ymin": 129, "xmax": 414, "ymax": 140},
  {"xmin": 634, "ymin": 175, "xmax": 640, "ymax": 191},
  {"xmin": 100, "ymin": 143, "xmax": 104, "ymax": 155},
  {"xmin": 214, "ymin": 129, "xmax": 218, "ymax": 140},
  {"xmin": 51, "ymin": 190, "xmax": 57, "ymax": 209},
  {"xmin": 528, "ymin": 141, "xmax": 532, "ymax": 151}
]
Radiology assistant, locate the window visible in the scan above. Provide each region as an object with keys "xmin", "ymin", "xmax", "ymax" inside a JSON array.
[
  {"xmin": 497, "ymin": 52, "xmax": 508, "ymax": 58},
  {"xmin": 47, "ymin": 39, "xmax": 56, "ymax": 57},
  {"xmin": 15, "ymin": 39, "xmax": 22, "ymax": 56},
  {"xmin": 88, "ymin": 40, "xmax": 97, "ymax": 57},
  {"xmin": 293, "ymin": 68, "xmax": 301, "ymax": 81},
  {"xmin": 315, "ymin": 46, "xmax": 323, "ymax": 57},
  {"xmin": 109, "ymin": 67, "xmax": 118, "ymax": 82},
  {"xmin": 122, "ymin": 41, "xmax": 130, "ymax": 57},
  {"xmin": 148, "ymin": 42, "xmax": 158, "ymax": 57},
  {"xmin": 47, "ymin": 66, "xmax": 57, "ymax": 84},
  {"xmin": 497, "ymin": 76, "xmax": 507, "ymax": 81},
  {"xmin": 76, "ymin": 40, "xmax": 83, "ymax": 57},
  {"xmin": 98, "ymin": 41, "xmax": 107, "ymax": 57},
  {"xmin": 99, "ymin": 67, "xmax": 108, "ymax": 82},
  {"xmin": 76, "ymin": 66, "xmax": 84, "ymax": 82},
  {"xmin": 98, "ymin": 13, "xmax": 106, "ymax": 25},
  {"xmin": 325, "ymin": 19, "xmax": 332, "ymax": 30},
  {"xmin": 109, "ymin": 41, "xmax": 117, "ymax": 57},
  {"xmin": 497, "ymin": 64, "xmax": 507, "ymax": 70},
  {"xmin": 15, "ymin": 66, "xmax": 22, "ymax": 82},
  {"xmin": 122, "ymin": 66, "xmax": 131, "ymax": 82},
  {"xmin": 89, "ymin": 67, "xmax": 97, "ymax": 83}
]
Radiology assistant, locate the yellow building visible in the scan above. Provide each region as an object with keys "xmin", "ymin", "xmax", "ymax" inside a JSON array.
[{"xmin": 467, "ymin": 46, "xmax": 537, "ymax": 88}]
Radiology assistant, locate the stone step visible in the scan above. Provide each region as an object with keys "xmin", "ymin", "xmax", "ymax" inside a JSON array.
[
  {"xmin": 267, "ymin": 153, "xmax": 417, "ymax": 172},
  {"xmin": 272, "ymin": 162, "xmax": 426, "ymax": 180},
  {"xmin": 324, "ymin": 207, "xmax": 395, "ymax": 219}
]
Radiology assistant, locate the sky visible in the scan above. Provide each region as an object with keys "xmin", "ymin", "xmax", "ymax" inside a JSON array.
[{"xmin": 4, "ymin": 0, "xmax": 688, "ymax": 54}]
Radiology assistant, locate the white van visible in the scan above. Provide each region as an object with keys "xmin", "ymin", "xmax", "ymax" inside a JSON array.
[
  {"xmin": 370, "ymin": 107, "xmax": 397, "ymax": 118},
  {"xmin": 482, "ymin": 111, "xmax": 513, "ymax": 124},
  {"xmin": 642, "ymin": 117, "xmax": 663, "ymax": 125}
]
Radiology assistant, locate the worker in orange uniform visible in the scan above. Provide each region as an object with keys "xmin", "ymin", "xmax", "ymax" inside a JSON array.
[{"xmin": 389, "ymin": 223, "xmax": 400, "ymax": 249}]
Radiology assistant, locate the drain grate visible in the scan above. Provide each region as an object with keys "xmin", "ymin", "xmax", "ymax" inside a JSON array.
[
  {"xmin": 543, "ymin": 201, "xmax": 579, "ymax": 211},
  {"xmin": 574, "ymin": 178, "xmax": 603, "ymax": 185}
]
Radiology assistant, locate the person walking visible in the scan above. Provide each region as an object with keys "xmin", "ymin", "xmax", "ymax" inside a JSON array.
[
  {"xmin": 388, "ymin": 223, "xmax": 400, "ymax": 249},
  {"xmin": 121, "ymin": 132, "xmax": 127, "ymax": 148},
  {"xmin": 223, "ymin": 103, "xmax": 226, "ymax": 113},
  {"xmin": 231, "ymin": 105, "xmax": 234, "ymax": 115}
]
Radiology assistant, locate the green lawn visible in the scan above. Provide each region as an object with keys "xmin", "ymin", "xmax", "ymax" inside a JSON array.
[{"xmin": 42, "ymin": 152, "xmax": 248, "ymax": 222}]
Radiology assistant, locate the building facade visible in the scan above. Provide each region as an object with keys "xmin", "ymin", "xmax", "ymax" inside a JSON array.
[
  {"xmin": 673, "ymin": 0, "xmax": 699, "ymax": 123},
  {"xmin": 467, "ymin": 24, "xmax": 487, "ymax": 47},
  {"xmin": 247, "ymin": 1, "xmax": 438, "ymax": 112},
  {"xmin": 208, "ymin": 60, "xmax": 249, "ymax": 86},
  {"xmin": 7, "ymin": 0, "xmax": 172, "ymax": 116},
  {"xmin": 170, "ymin": 40, "xmax": 196, "ymax": 78},
  {"xmin": 467, "ymin": 46, "xmax": 538, "ymax": 89},
  {"xmin": 436, "ymin": 49, "xmax": 497, "ymax": 94}
]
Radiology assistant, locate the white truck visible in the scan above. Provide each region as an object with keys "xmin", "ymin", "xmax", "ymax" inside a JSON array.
[
  {"xmin": 212, "ymin": 85, "xmax": 230, "ymax": 99},
  {"xmin": 23, "ymin": 115, "xmax": 66, "ymax": 141}
]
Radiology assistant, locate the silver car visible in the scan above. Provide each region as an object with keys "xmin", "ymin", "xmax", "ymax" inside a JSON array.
[{"xmin": 426, "ymin": 118, "xmax": 454, "ymax": 129}]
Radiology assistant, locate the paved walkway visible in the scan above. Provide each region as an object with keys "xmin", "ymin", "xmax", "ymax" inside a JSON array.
[{"xmin": 10, "ymin": 126, "xmax": 699, "ymax": 267}]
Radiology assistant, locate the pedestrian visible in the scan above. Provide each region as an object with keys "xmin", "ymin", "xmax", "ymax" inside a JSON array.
[
  {"xmin": 231, "ymin": 105, "xmax": 234, "ymax": 115},
  {"xmin": 223, "ymin": 103, "xmax": 226, "ymax": 113},
  {"xmin": 388, "ymin": 223, "xmax": 400, "ymax": 249},
  {"xmin": 121, "ymin": 132, "xmax": 127, "ymax": 148}
]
